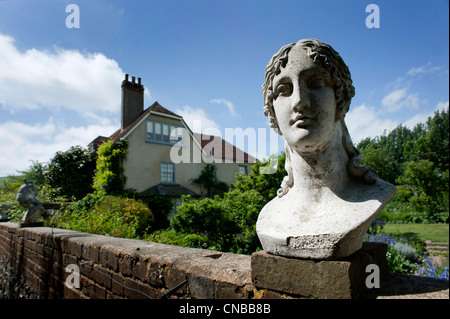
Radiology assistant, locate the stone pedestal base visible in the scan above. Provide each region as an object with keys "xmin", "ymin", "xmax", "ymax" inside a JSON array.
[
  {"xmin": 251, "ymin": 242, "xmax": 387, "ymax": 299},
  {"xmin": 0, "ymin": 215, "xmax": 9, "ymax": 222},
  {"xmin": 18, "ymin": 221, "xmax": 44, "ymax": 228}
]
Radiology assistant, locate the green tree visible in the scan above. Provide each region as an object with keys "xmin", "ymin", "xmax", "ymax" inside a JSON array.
[
  {"xmin": 232, "ymin": 152, "xmax": 286, "ymax": 202},
  {"xmin": 46, "ymin": 145, "xmax": 97, "ymax": 200},
  {"xmin": 17, "ymin": 160, "xmax": 48, "ymax": 187},
  {"xmin": 191, "ymin": 163, "xmax": 228, "ymax": 197},
  {"xmin": 93, "ymin": 140, "xmax": 128, "ymax": 195}
]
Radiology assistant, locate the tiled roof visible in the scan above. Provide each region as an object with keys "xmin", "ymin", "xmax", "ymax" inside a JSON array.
[
  {"xmin": 193, "ymin": 133, "xmax": 257, "ymax": 163},
  {"xmin": 88, "ymin": 135, "xmax": 111, "ymax": 147},
  {"xmin": 110, "ymin": 101, "xmax": 179, "ymax": 142},
  {"xmin": 148, "ymin": 101, "xmax": 181, "ymax": 117},
  {"xmin": 140, "ymin": 183, "xmax": 197, "ymax": 197}
]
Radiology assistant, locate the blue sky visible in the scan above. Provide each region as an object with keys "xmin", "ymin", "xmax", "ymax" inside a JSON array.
[{"xmin": 0, "ymin": 0, "xmax": 448, "ymax": 176}]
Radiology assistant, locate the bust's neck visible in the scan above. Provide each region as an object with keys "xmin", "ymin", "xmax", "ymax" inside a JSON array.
[{"xmin": 287, "ymin": 125, "xmax": 351, "ymax": 201}]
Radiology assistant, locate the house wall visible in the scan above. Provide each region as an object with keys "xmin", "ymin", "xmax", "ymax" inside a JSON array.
[
  {"xmin": 123, "ymin": 113, "xmax": 253, "ymax": 195},
  {"xmin": 124, "ymin": 115, "xmax": 201, "ymax": 192}
]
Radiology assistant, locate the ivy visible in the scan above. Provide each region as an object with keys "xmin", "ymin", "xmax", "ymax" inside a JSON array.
[{"xmin": 93, "ymin": 139, "xmax": 128, "ymax": 195}]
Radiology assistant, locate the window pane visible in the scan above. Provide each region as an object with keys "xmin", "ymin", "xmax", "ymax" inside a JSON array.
[
  {"xmin": 155, "ymin": 123, "xmax": 161, "ymax": 141},
  {"xmin": 162, "ymin": 124, "xmax": 170, "ymax": 143},
  {"xmin": 147, "ymin": 121, "xmax": 153, "ymax": 133},
  {"xmin": 146, "ymin": 121, "xmax": 154, "ymax": 141},
  {"xmin": 170, "ymin": 126, "xmax": 177, "ymax": 141},
  {"xmin": 177, "ymin": 127, "xmax": 184, "ymax": 140},
  {"xmin": 169, "ymin": 126, "xmax": 184, "ymax": 145},
  {"xmin": 238, "ymin": 165, "xmax": 247, "ymax": 175},
  {"xmin": 161, "ymin": 163, "xmax": 175, "ymax": 182}
]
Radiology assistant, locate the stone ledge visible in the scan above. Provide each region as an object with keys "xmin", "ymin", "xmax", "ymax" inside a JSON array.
[{"xmin": 251, "ymin": 242, "xmax": 388, "ymax": 299}]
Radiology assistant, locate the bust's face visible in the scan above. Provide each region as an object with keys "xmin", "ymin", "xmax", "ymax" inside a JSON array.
[{"xmin": 272, "ymin": 45, "xmax": 337, "ymax": 153}]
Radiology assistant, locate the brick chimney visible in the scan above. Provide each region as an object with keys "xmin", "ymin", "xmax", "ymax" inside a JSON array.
[{"xmin": 121, "ymin": 74, "xmax": 144, "ymax": 130}]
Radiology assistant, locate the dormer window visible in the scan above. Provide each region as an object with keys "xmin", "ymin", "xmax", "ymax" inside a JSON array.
[{"xmin": 146, "ymin": 120, "xmax": 183, "ymax": 145}]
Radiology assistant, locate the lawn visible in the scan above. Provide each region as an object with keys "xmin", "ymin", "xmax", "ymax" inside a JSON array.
[{"xmin": 384, "ymin": 223, "xmax": 449, "ymax": 243}]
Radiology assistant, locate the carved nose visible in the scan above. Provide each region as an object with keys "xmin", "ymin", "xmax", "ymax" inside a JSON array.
[{"xmin": 292, "ymin": 85, "xmax": 310, "ymax": 112}]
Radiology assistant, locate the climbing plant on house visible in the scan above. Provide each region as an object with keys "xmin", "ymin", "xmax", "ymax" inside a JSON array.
[{"xmin": 93, "ymin": 139, "xmax": 128, "ymax": 195}]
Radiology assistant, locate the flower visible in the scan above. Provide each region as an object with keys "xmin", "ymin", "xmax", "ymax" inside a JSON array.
[
  {"xmin": 417, "ymin": 258, "xmax": 449, "ymax": 280},
  {"xmin": 365, "ymin": 233, "xmax": 397, "ymax": 244}
]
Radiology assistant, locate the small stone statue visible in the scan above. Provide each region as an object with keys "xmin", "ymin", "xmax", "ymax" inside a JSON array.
[
  {"xmin": 0, "ymin": 204, "xmax": 11, "ymax": 222},
  {"xmin": 256, "ymin": 39, "xmax": 396, "ymax": 259},
  {"xmin": 16, "ymin": 180, "xmax": 45, "ymax": 225}
]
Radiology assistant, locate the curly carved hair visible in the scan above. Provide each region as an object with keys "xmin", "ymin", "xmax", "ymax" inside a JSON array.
[{"xmin": 261, "ymin": 39, "xmax": 377, "ymax": 197}]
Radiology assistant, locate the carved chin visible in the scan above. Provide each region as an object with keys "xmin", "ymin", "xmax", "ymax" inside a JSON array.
[{"xmin": 288, "ymin": 130, "xmax": 336, "ymax": 154}]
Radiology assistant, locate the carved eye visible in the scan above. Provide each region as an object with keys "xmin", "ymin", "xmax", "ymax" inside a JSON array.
[
  {"xmin": 308, "ymin": 76, "xmax": 327, "ymax": 89},
  {"xmin": 275, "ymin": 83, "xmax": 293, "ymax": 98}
]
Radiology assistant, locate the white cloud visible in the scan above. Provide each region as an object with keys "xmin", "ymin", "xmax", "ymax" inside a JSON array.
[
  {"xmin": 346, "ymin": 101, "xmax": 449, "ymax": 144},
  {"xmin": 404, "ymin": 100, "xmax": 449, "ymax": 129},
  {"xmin": 381, "ymin": 88, "xmax": 424, "ymax": 112},
  {"xmin": 0, "ymin": 33, "xmax": 124, "ymax": 118},
  {"xmin": 210, "ymin": 98, "xmax": 237, "ymax": 116},
  {"xmin": 0, "ymin": 119, "xmax": 117, "ymax": 176},
  {"xmin": 174, "ymin": 105, "xmax": 220, "ymax": 134},
  {"xmin": 345, "ymin": 104, "xmax": 398, "ymax": 143},
  {"xmin": 407, "ymin": 62, "xmax": 442, "ymax": 77}
]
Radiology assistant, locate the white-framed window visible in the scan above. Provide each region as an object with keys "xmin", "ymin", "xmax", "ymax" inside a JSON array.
[
  {"xmin": 146, "ymin": 120, "xmax": 183, "ymax": 145},
  {"xmin": 161, "ymin": 162, "xmax": 175, "ymax": 183},
  {"xmin": 238, "ymin": 165, "xmax": 248, "ymax": 175}
]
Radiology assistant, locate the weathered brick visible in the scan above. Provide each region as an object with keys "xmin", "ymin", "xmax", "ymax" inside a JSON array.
[
  {"xmin": 163, "ymin": 266, "xmax": 187, "ymax": 292},
  {"xmin": 89, "ymin": 245, "xmax": 100, "ymax": 264},
  {"xmin": 69, "ymin": 241, "xmax": 82, "ymax": 258},
  {"xmin": 64, "ymin": 285, "xmax": 90, "ymax": 299},
  {"xmin": 133, "ymin": 256, "xmax": 151, "ymax": 282},
  {"xmin": 92, "ymin": 265, "xmax": 112, "ymax": 289},
  {"xmin": 111, "ymin": 272, "xmax": 125, "ymax": 296},
  {"xmin": 63, "ymin": 252, "xmax": 77, "ymax": 266},
  {"xmin": 188, "ymin": 275, "xmax": 214, "ymax": 299},
  {"xmin": 107, "ymin": 249, "xmax": 119, "ymax": 271},
  {"xmin": 122, "ymin": 277, "xmax": 157, "ymax": 299},
  {"xmin": 118, "ymin": 254, "xmax": 133, "ymax": 276},
  {"xmin": 214, "ymin": 281, "xmax": 246, "ymax": 299}
]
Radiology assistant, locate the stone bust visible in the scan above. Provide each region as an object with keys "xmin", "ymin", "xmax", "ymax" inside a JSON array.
[{"xmin": 256, "ymin": 39, "xmax": 396, "ymax": 259}]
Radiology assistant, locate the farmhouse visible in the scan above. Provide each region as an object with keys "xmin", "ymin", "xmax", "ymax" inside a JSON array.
[{"xmin": 90, "ymin": 75, "xmax": 256, "ymax": 214}]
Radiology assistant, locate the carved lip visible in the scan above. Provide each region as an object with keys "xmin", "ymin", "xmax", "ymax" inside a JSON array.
[{"xmin": 289, "ymin": 115, "xmax": 316, "ymax": 127}]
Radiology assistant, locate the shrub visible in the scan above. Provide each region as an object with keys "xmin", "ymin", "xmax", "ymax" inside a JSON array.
[
  {"xmin": 51, "ymin": 193, "xmax": 154, "ymax": 238},
  {"xmin": 181, "ymin": 233, "xmax": 208, "ymax": 249},
  {"xmin": 163, "ymin": 189, "xmax": 265, "ymax": 254},
  {"xmin": 391, "ymin": 242, "xmax": 418, "ymax": 262},
  {"xmin": 139, "ymin": 195, "xmax": 172, "ymax": 230},
  {"xmin": 144, "ymin": 229, "xmax": 184, "ymax": 246},
  {"xmin": 386, "ymin": 245, "xmax": 417, "ymax": 274},
  {"xmin": 365, "ymin": 233, "xmax": 418, "ymax": 274}
]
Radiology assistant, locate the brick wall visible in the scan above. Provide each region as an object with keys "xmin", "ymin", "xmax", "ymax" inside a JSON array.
[{"xmin": 0, "ymin": 222, "xmax": 256, "ymax": 299}]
